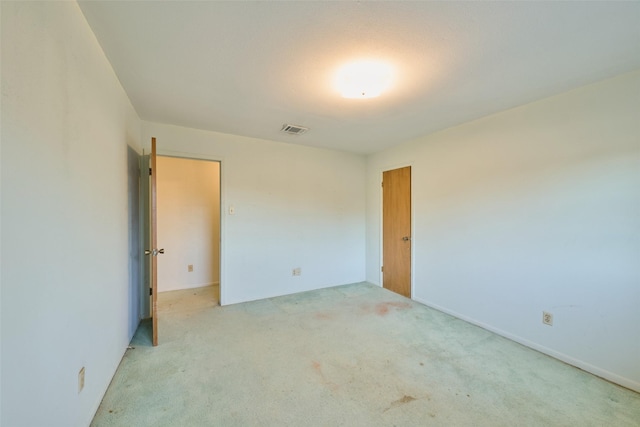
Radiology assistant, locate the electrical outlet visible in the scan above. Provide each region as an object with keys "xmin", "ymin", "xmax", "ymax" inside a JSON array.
[
  {"xmin": 542, "ymin": 311, "xmax": 553, "ymax": 326},
  {"xmin": 292, "ymin": 267, "xmax": 301, "ymax": 276},
  {"xmin": 188, "ymin": 264, "xmax": 194, "ymax": 272},
  {"xmin": 78, "ymin": 367, "xmax": 85, "ymax": 393}
]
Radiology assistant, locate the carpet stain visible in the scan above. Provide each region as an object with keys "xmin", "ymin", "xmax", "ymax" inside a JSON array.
[
  {"xmin": 315, "ymin": 312, "xmax": 333, "ymax": 320},
  {"xmin": 383, "ymin": 395, "xmax": 418, "ymax": 412},
  {"xmin": 311, "ymin": 360, "xmax": 339, "ymax": 391},
  {"xmin": 375, "ymin": 301, "xmax": 412, "ymax": 316},
  {"xmin": 376, "ymin": 304, "xmax": 390, "ymax": 316}
]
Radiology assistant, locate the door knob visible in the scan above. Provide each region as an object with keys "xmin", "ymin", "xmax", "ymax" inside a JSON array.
[
  {"xmin": 144, "ymin": 249, "xmax": 165, "ymax": 256},
  {"xmin": 402, "ymin": 236, "xmax": 411, "ymax": 241}
]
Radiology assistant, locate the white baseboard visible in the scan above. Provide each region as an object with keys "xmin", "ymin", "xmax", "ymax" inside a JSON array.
[
  {"xmin": 160, "ymin": 281, "xmax": 219, "ymax": 292},
  {"xmin": 412, "ymin": 296, "xmax": 640, "ymax": 393}
]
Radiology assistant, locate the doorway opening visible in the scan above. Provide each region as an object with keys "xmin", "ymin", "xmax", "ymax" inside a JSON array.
[
  {"xmin": 156, "ymin": 156, "xmax": 221, "ymax": 305},
  {"xmin": 139, "ymin": 143, "xmax": 223, "ymax": 346}
]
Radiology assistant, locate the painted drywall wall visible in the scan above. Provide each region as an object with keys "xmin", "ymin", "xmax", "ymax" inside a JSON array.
[
  {"xmin": 142, "ymin": 122, "xmax": 367, "ymax": 305},
  {"xmin": 157, "ymin": 156, "xmax": 220, "ymax": 292},
  {"xmin": 366, "ymin": 70, "xmax": 640, "ymax": 392},
  {"xmin": 1, "ymin": 2, "xmax": 142, "ymax": 426}
]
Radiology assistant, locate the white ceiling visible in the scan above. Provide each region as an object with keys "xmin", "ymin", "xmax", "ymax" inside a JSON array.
[{"xmin": 79, "ymin": 1, "xmax": 640, "ymax": 154}]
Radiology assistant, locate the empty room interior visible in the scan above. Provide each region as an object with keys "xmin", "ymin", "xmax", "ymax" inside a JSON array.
[{"xmin": 1, "ymin": 1, "xmax": 639, "ymax": 426}]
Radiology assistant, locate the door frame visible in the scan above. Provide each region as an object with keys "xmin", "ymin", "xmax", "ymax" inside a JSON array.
[
  {"xmin": 379, "ymin": 163, "xmax": 414, "ymax": 298},
  {"xmin": 155, "ymin": 149, "xmax": 227, "ymax": 306},
  {"xmin": 127, "ymin": 146, "xmax": 143, "ymax": 339}
]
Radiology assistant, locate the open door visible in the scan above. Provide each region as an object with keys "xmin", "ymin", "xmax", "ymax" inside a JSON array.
[
  {"xmin": 382, "ymin": 166, "xmax": 412, "ymax": 298},
  {"xmin": 145, "ymin": 137, "xmax": 163, "ymax": 346}
]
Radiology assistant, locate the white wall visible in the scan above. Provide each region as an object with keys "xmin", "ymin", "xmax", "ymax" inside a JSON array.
[
  {"xmin": 157, "ymin": 156, "xmax": 220, "ymax": 292},
  {"xmin": 366, "ymin": 70, "xmax": 640, "ymax": 392},
  {"xmin": 1, "ymin": 2, "xmax": 141, "ymax": 426},
  {"xmin": 142, "ymin": 122, "xmax": 367, "ymax": 305}
]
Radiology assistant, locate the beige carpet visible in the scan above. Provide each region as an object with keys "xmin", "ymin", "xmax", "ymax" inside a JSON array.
[{"xmin": 91, "ymin": 282, "xmax": 640, "ymax": 426}]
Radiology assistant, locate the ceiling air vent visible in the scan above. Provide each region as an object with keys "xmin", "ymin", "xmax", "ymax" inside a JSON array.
[{"xmin": 281, "ymin": 124, "xmax": 309, "ymax": 135}]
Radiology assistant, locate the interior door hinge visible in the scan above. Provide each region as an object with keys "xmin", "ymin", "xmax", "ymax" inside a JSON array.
[
  {"xmin": 381, "ymin": 266, "xmax": 384, "ymax": 272},
  {"xmin": 149, "ymin": 288, "xmax": 153, "ymax": 296},
  {"xmin": 381, "ymin": 181, "xmax": 384, "ymax": 187},
  {"xmin": 149, "ymin": 167, "xmax": 153, "ymax": 176}
]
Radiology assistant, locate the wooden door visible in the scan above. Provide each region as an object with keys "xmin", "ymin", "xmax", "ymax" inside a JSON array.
[
  {"xmin": 149, "ymin": 137, "xmax": 161, "ymax": 346},
  {"xmin": 382, "ymin": 166, "xmax": 411, "ymax": 298}
]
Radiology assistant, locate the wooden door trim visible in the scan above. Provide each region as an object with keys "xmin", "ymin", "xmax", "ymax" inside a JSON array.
[{"xmin": 380, "ymin": 163, "xmax": 414, "ymax": 298}]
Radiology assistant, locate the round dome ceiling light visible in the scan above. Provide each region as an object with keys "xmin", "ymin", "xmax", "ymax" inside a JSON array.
[{"xmin": 334, "ymin": 60, "xmax": 394, "ymax": 99}]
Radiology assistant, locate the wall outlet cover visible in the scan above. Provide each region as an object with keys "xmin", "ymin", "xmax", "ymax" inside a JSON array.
[
  {"xmin": 78, "ymin": 367, "xmax": 85, "ymax": 393},
  {"xmin": 542, "ymin": 311, "xmax": 553, "ymax": 326}
]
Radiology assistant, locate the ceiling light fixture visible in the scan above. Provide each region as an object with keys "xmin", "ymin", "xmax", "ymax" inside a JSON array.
[{"xmin": 335, "ymin": 60, "xmax": 394, "ymax": 99}]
